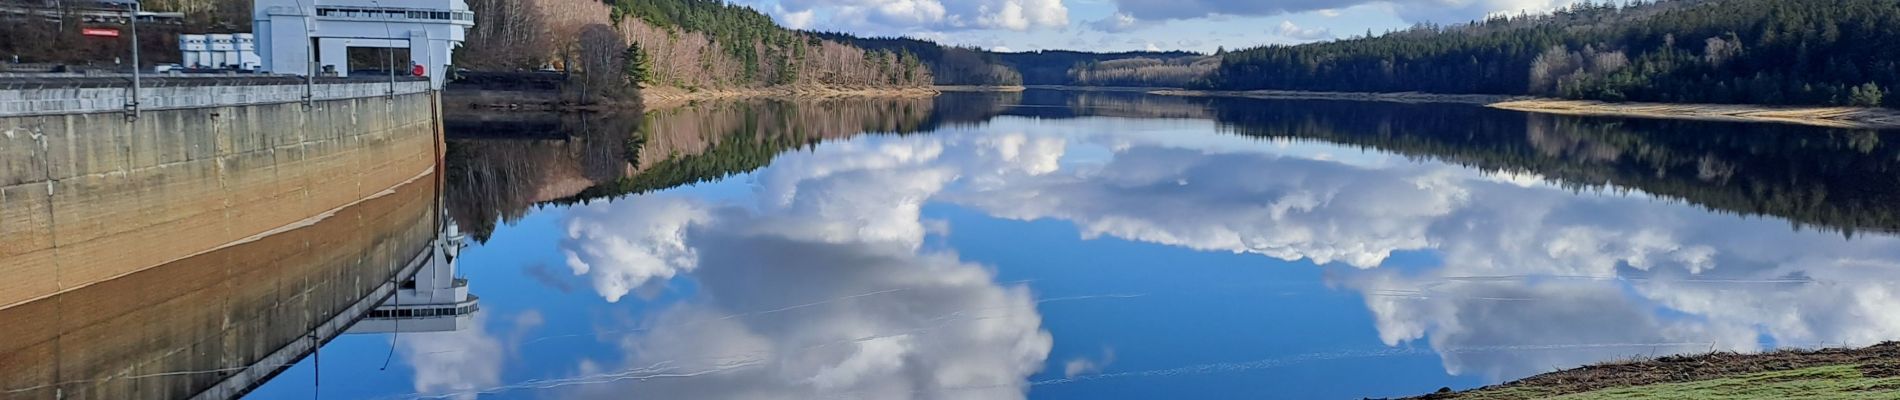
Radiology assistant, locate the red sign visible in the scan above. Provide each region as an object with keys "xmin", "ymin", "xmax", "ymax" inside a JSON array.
[{"xmin": 81, "ymin": 28, "xmax": 121, "ymax": 37}]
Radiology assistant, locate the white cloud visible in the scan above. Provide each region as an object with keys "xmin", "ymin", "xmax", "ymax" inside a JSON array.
[
  {"xmin": 546, "ymin": 141, "xmax": 1057, "ymax": 397},
  {"xmin": 561, "ymin": 196, "xmax": 711, "ymax": 303},
  {"xmin": 1107, "ymin": 0, "xmax": 1585, "ymax": 24},
  {"xmin": 1275, "ymin": 20, "xmax": 1333, "ymax": 41},
  {"xmin": 780, "ymin": 8, "xmax": 816, "ymax": 29},
  {"xmin": 1087, "ymin": 11, "xmax": 1148, "ymax": 33},
  {"xmin": 400, "ymin": 315, "xmax": 505, "ymax": 400},
  {"xmin": 952, "ymin": 146, "xmax": 1463, "ymax": 269},
  {"xmin": 783, "ymin": 0, "xmax": 1068, "ymax": 32},
  {"xmin": 1062, "ymin": 348, "xmax": 1116, "ymax": 378}
]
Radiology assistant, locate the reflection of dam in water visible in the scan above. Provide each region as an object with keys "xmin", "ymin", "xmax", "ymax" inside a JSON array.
[
  {"xmin": 348, "ymin": 221, "xmax": 480, "ymax": 335},
  {"xmin": 0, "ymin": 172, "xmax": 443, "ymax": 399},
  {"xmin": 0, "ymin": 78, "xmax": 450, "ymax": 399}
]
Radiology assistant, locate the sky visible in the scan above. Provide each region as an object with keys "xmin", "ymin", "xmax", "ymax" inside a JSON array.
[{"xmin": 728, "ymin": 0, "xmax": 1593, "ymax": 53}]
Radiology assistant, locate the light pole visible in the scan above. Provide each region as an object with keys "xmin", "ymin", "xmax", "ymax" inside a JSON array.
[
  {"xmin": 287, "ymin": 0, "xmax": 315, "ymax": 108},
  {"xmin": 130, "ymin": 0, "xmax": 139, "ymax": 119},
  {"xmin": 371, "ymin": 0, "xmax": 396, "ymax": 99},
  {"xmin": 104, "ymin": 0, "xmax": 143, "ymax": 119}
]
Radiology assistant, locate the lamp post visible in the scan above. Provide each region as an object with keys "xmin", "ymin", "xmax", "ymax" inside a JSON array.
[
  {"xmin": 371, "ymin": 0, "xmax": 396, "ymax": 99},
  {"xmin": 103, "ymin": 0, "xmax": 143, "ymax": 119},
  {"xmin": 300, "ymin": 0, "xmax": 315, "ymax": 108}
]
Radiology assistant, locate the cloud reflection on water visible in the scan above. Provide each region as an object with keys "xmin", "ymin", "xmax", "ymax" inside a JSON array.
[
  {"xmin": 546, "ymin": 115, "xmax": 1900, "ymax": 395},
  {"xmin": 552, "ymin": 132, "xmax": 1063, "ymax": 398}
]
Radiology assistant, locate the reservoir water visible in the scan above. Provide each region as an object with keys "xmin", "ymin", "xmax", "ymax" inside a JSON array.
[{"xmin": 214, "ymin": 89, "xmax": 1900, "ymax": 398}]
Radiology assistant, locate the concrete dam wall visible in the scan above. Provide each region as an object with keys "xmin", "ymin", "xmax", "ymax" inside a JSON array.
[
  {"xmin": 0, "ymin": 167, "xmax": 438, "ymax": 399},
  {"xmin": 0, "ymin": 79, "xmax": 439, "ymax": 310}
]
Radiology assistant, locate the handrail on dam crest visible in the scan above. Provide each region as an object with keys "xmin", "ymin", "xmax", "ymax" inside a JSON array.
[{"xmin": 0, "ymin": 76, "xmax": 431, "ymax": 118}]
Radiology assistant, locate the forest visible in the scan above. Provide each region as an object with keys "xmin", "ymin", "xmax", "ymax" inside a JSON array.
[
  {"xmin": 1206, "ymin": 0, "xmax": 1900, "ymax": 107},
  {"xmin": 995, "ymin": 50, "xmax": 1204, "ymax": 85},
  {"xmin": 814, "ymin": 33, "xmax": 1207, "ymax": 87},
  {"xmin": 810, "ymin": 33, "xmax": 1023, "ymax": 86},
  {"xmin": 1067, "ymin": 55, "xmax": 1220, "ymax": 87},
  {"xmin": 459, "ymin": 0, "xmax": 929, "ymax": 99}
]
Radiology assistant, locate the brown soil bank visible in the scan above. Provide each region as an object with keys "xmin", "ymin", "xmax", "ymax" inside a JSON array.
[
  {"xmin": 1156, "ymin": 89, "xmax": 1900, "ymax": 129},
  {"xmin": 1491, "ymin": 99, "xmax": 1900, "ymax": 130},
  {"xmin": 1401, "ymin": 342, "xmax": 1900, "ymax": 399}
]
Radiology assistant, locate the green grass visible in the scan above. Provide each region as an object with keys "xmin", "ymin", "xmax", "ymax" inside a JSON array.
[{"xmin": 1457, "ymin": 364, "xmax": 1900, "ymax": 400}]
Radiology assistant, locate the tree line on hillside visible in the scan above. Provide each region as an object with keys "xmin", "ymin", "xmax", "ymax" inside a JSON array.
[
  {"xmin": 809, "ymin": 33, "xmax": 1023, "ymax": 86},
  {"xmin": 814, "ymin": 32, "xmax": 1214, "ymax": 87},
  {"xmin": 456, "ymin": 0, "xmax": 929, "ymax": 99},
  {"xmin": 1205, "ymin": 0, "xmax": 1900, "ymax": 107},
  {"xmin": 995, "ymin": 50, "xmax": 1204, "ymax": 85},
  {"xmin": 1068, "ymin": 55, "xmax": 1220, "ymax": 87}
]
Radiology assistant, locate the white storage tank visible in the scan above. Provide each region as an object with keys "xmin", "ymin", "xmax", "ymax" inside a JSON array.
[
  {"xmin": 208, "ymin": 34, "xmax": 236, "ymax": 68},
  {"xmin": 180, "ymin": 34, "xmax": 208, "ymax": 51},
  {"xmin": 180, "ymin": 34, "xmax": 209, "ymax": 68},
  {"xmin": 236, "ymin": 33, "xmax": 262, "ymax": 70}
]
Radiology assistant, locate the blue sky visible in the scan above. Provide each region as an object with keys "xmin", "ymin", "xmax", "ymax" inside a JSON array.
[{"xmin": 731, "ymin": 0, "xmax": 1591, "ymax": 52}]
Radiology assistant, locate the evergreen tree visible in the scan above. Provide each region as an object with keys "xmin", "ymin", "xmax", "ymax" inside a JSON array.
[
  {"xmin": 1848, "ymin": 83, "xmax": 1885, "ymax": 107},
  {"xmin": 623, "ymin": 42, "xmax": 653, "ymax": 85}
]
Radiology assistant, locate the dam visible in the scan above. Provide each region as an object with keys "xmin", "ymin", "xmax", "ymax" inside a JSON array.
[{"xmin": 0, "ymin": 76, "xmax": 450, "ymax": 399}]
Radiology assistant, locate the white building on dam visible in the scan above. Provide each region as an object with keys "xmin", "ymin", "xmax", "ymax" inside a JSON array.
[{"xmin": 253, "ymin": 0, "xmax": 473, "ymax": 89}]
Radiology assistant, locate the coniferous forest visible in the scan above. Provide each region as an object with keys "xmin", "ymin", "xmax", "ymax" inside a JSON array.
[{"xmin": 1205, "ymin": 0, "xmax": 1900, "ymax": 107}]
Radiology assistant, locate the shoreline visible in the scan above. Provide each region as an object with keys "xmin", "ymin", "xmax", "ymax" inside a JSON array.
[
  {"xmin": 639, "ymin": 85, "xmax": 939, "ymax": 110},
  {"xmin": 441, "ymin": 85, "xmax": 938, "ymax": 112},
  {"xmin": 445, "ymin": 84, "xmax": 1900, "ymax": 129},
  {"xmin": 1403, "ymin": 342, "xmax": 1900, "ymax": 399},
  {"xmin": 1152, "ymin": 89, "xmax": 1519, "ymax": 105},
  {"xmin": 1154, "ymin": 89, "xmax": 1900, "ymax": 129},
  {"xmin": 1030, "ymin": 85, "xmax": 1191, "ymax": 93},
  {"xmin": 933, "ymin": 85, "xmax": 1026, "ymax": 92},
  {"xmin": 1489, "ymin": 99, "xmax": 1900, "ymax": 129}
]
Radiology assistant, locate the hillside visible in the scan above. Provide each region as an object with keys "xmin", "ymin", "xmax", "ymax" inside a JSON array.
[
  {"xmin": 1065, "ymin": 54, "xmax": 1220, "ymax": 87},
  {"xmin": 994, "ymin": 50, "xmax": 1206, "ymax": 85},
  {"xmin": 1206, "ymin": 0, "xmax": 1900, "ymax": 108},
  {"xmin": 808, "ymin": 33, "xmax": 1023, "ymax": 86},
  {"xmin": 459, "ymin": 0, "xmax": 929, "ymax": 100}
]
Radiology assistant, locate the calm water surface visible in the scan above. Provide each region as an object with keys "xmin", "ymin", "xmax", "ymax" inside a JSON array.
[{"xmin": 247, "ymin": 90, "xmax": 1900, "ymax": 399}]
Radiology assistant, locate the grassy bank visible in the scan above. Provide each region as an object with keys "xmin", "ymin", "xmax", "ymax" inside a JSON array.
[{"xmin": 1405, "ymin": 343, "xmax": 1900, "ymax": 399}]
